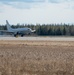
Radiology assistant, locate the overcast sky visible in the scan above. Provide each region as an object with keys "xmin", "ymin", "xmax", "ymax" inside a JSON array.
[{"xmin": 0, "ymin": 0, "xmax": 74, "ymax": 25}]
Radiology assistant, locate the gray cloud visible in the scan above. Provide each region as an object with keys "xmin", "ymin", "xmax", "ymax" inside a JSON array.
[
  {"xmin": 0, "ymin": 0, "xmax": 74, "ymax": 3},
  {"xmin": 0, "ymin": 0, "xmax": 45, "ymax": 3},
  {"xmin": 1, "ymin": 0, "xmax": 74, "ymax": 10},
  {"xmin": 0, "ymin": 0, "xmax": 45, "ymax": 9},
  {"xmin": 48, "ymin": 0, "xmax": 73, "ymax": 3},
  {"xmin": 2, "ymin": 2, "xmax": 33, "ymax": 9}
]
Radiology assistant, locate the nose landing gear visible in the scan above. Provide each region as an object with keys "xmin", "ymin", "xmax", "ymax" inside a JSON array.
[{"xmin": 21, "ymin": 34, "xmax": 24, "ymax": 37}]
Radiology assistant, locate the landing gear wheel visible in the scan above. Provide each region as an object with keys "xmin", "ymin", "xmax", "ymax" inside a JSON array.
[
  {"xmin": 21, "ymin": 34, "xmax": 24, "ymax": 37},
  {"xmin": 14, "ymin": 34, "xmax": 18, "ymax": 37},
  {"xmin": 28, "ymin": 33, "xmax": 31, "ymax": 35}
]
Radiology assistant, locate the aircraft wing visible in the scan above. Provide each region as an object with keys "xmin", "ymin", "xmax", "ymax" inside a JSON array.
[
  {"xmin": 0, "ymin": 30, "xmax": 14, "ymax": 34},
  {"xmin": 0, "ymin": 30, "xmax": 8, "ymax": 32}
]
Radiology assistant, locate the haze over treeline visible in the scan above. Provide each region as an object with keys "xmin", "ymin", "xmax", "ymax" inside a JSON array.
[{"xmin": 0, "ymin": 23, "xmax": 74, "ymax": 36}]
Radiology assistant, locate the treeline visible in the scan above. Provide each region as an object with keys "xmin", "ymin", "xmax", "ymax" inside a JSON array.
[{"xmin": 0, "ymin": 23, "xmax": 74, "ymax": 36}]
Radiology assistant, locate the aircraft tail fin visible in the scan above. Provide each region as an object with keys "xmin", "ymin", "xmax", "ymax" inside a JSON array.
[{"xmin": 6, "ymin": 20, "xmax": 12, "ymax": 31}]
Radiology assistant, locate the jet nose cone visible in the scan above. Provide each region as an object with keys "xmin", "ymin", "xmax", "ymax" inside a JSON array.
[{"xmin": 31, "ymin": 30, "xmax": 36, "ymax": 32}]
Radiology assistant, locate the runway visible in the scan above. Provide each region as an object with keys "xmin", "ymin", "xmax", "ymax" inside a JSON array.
[{"xmin": 0, "ymin": 35, "xmax": 74, "ymax": 41}]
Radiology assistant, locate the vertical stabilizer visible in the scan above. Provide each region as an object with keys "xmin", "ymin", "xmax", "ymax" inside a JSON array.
[{"xmin": 6, "ymin": 20, "xmax": 12, "ymax": 31}]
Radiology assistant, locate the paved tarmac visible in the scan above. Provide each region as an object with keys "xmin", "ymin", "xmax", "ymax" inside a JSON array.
[{"xmin": 0, "ymin": 35, "xmax": 74, "ymax": 41}]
